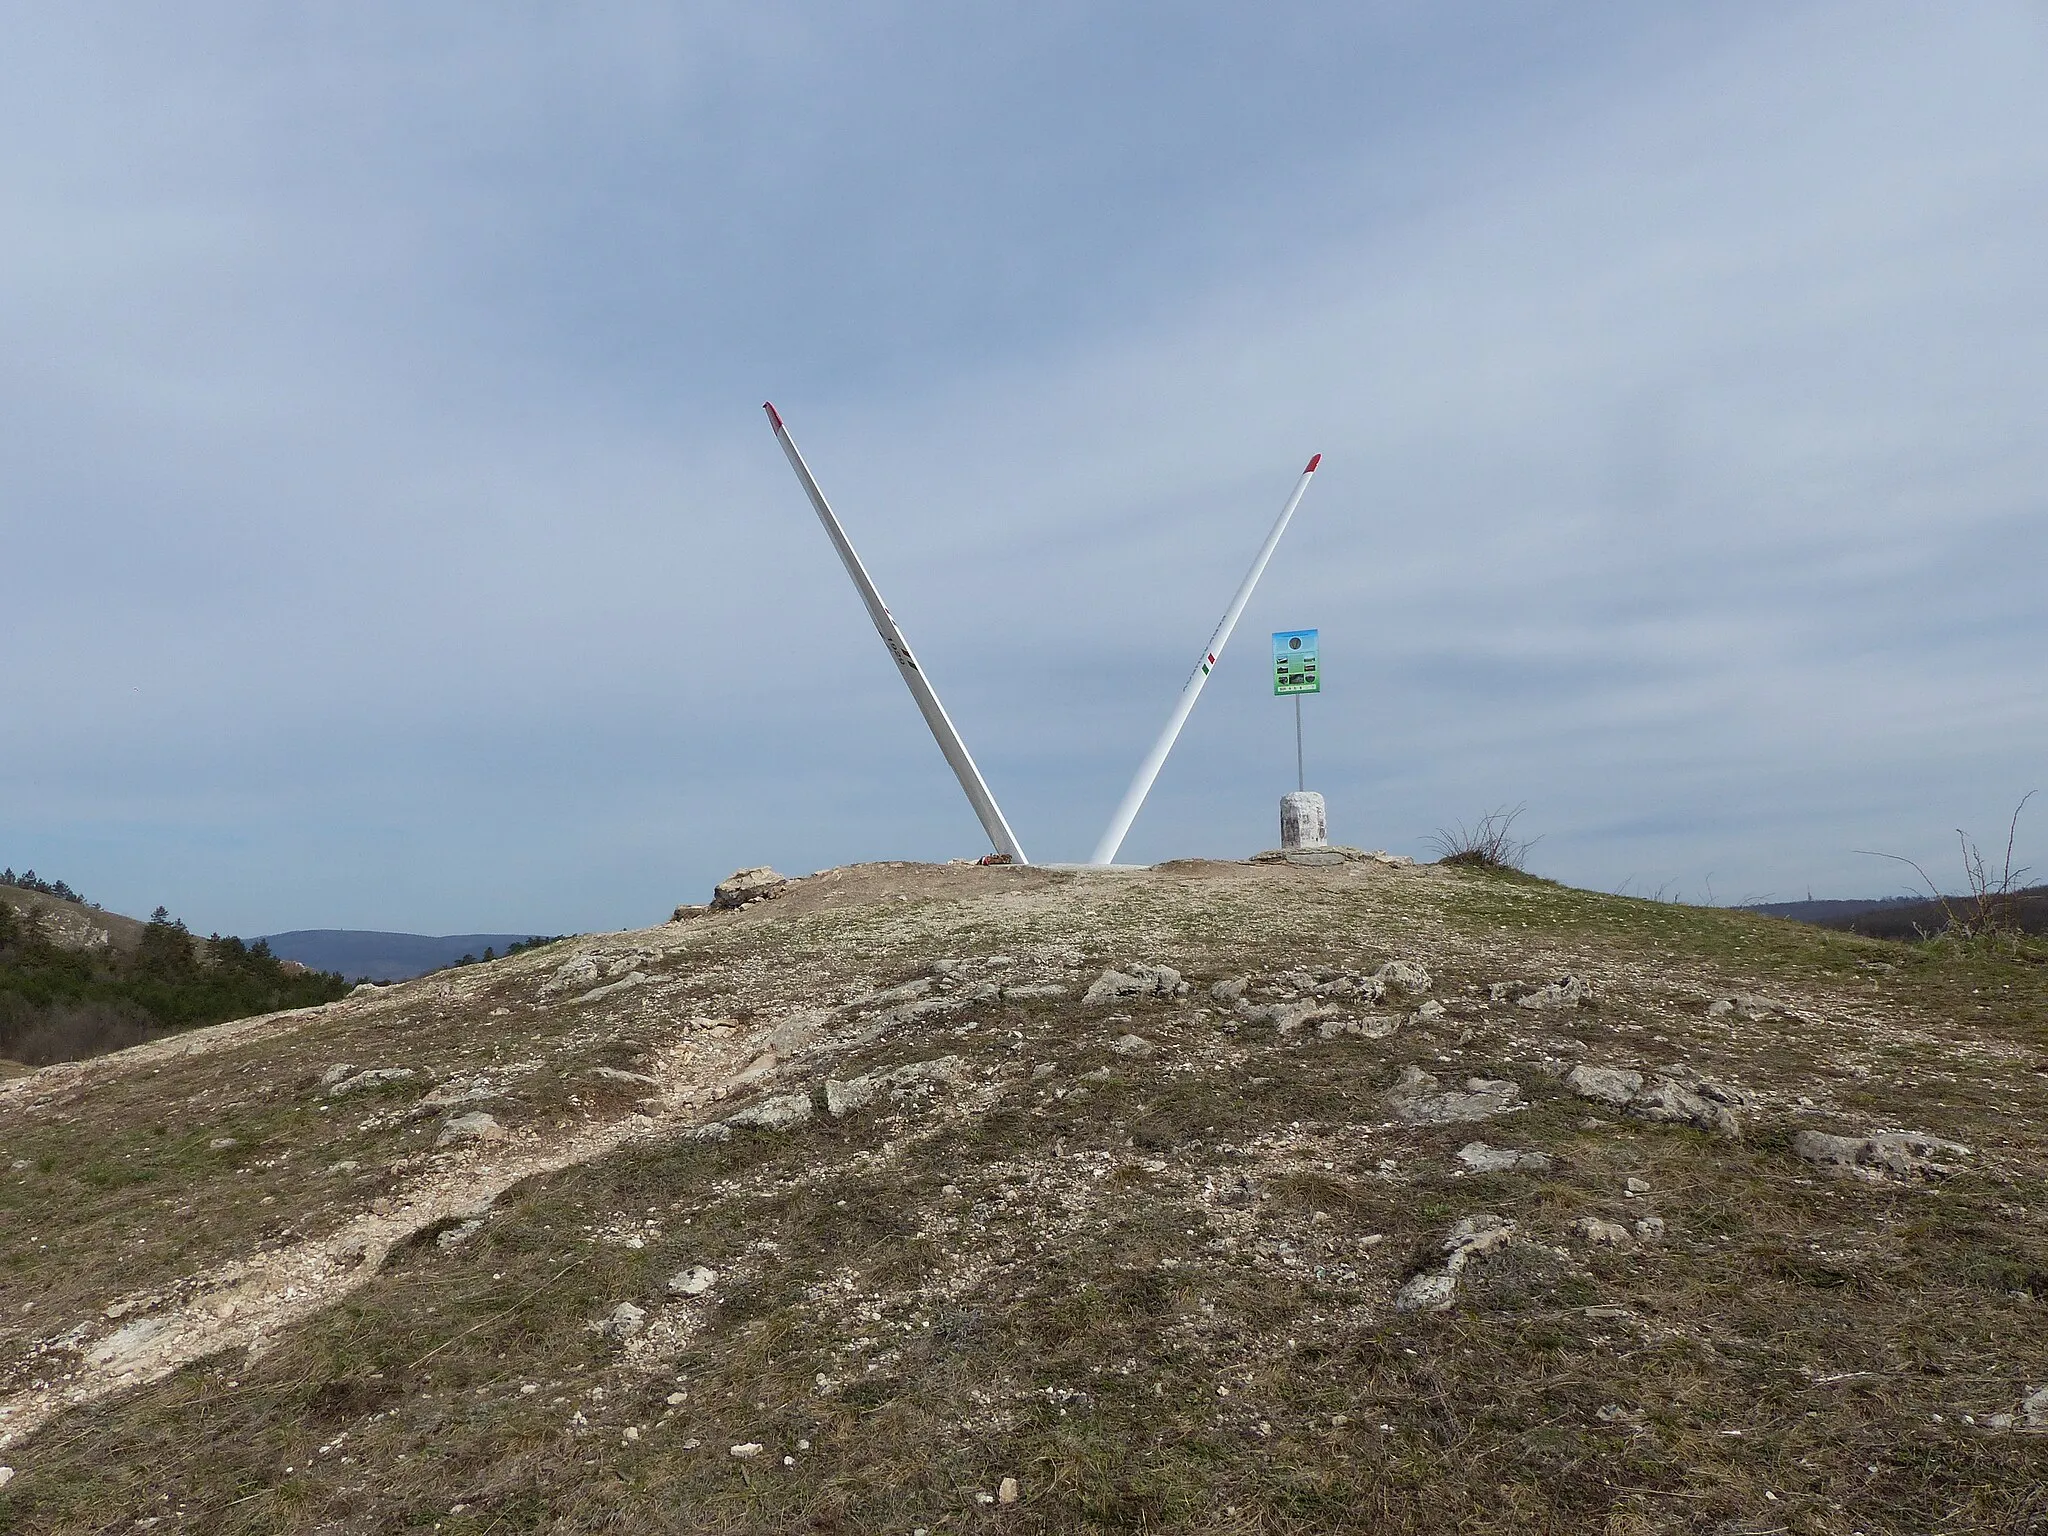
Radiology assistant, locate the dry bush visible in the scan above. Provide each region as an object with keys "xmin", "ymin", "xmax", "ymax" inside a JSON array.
[
  {"xmin": 0, "ymin": 995, "xmax": 167, "ymax": 1065},
  {"xmin": 1428, "ymin": 803, "xmax": 1539, "ymax": 870},
  {"xmin": 1859, "ymin": 791, "xmax": 2037, "ymax": 942}
]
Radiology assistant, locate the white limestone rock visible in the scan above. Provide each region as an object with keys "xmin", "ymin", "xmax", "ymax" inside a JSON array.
[
  {"xmin": 1457, "ymin": 1142, "xmax": 1552, "ymax": 1174},
  {"xmin": 436, "ymin": 1111, "xmax": 506, "ymax": 1147},
  {"xmin": 1386, "ymin": 1065, "xmax": 1524, "ymax": 1124},
  {"xmin": 724, "ymin": 1092, "xmax": 813, "ymax": 1131},
  {"xmin": 712, "ymin": 866, "xmax": 789, "ymax": 910},
  {"xmin": 667, "ymin": 1265, "xmax": 718, "ymax": 1297}
]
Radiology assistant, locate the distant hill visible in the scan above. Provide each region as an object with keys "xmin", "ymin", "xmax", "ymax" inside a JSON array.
[
  {"xmin": 1746, "ymin": 889, "xmax": 2048, "ymax": 939},
  {"xmin": 0, "ymin": 885, "xmax": 151, "ymax": 953},
  {"xmin": 1742, "ymin": 895, "xmax": 1927, "ymax": 926},
  {"xmin": 259, "ymin": 930, "xmax": 553, "ymax": 982}
]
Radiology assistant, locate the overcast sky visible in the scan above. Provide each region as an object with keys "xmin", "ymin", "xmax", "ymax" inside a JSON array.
[{"xmin": 3, "ymin": 3, "xmax": 2044, "ymax": 936}]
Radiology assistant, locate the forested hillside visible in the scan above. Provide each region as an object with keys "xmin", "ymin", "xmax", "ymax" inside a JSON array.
[{"xmin": 0, "ymin": 897, "xmax": 348, "ymax": 1067}]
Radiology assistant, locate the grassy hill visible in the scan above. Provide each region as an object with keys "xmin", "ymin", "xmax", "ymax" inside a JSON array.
[{"xmin": 1, "ymin": 855, "xmax": 2044, "ymax": 1532}]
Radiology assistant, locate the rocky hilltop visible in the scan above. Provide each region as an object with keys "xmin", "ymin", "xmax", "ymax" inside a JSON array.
[{"xmin": 1, "ymin": 854, "xmax": 2044, "ymax": 1532}]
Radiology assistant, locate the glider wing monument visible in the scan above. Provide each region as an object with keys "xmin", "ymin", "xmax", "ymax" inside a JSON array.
[
  {"xmin": 765, "ymin": 402, "xmax": 1030, "ymax": 865},
  {"xmin": 1089, "ymin": 453, "xmax": 1322, "ymax": 866}
]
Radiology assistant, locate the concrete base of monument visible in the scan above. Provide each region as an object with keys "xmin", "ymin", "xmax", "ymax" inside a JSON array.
[{"xmin": 1280, "ymin": 790, "xmax": 1328, "ymax": 851}]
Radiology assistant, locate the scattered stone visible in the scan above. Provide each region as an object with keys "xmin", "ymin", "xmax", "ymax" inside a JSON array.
[
  {"xmin": 1634, "ymin": 1216, "xmax": 1666, "ymax": 1240},
  {"xmin": 1566, "ymin": 1065, "xmax": 1642, "ymax": 1106},
  {"xmin": 1792, "ymin": 1129, "xmax": 1972, "ymax": 1181},
  {"xmin": 724, "ymin": 1092, "xmax": 813, "ymax": 1131},
  {"xmin": 320, "ymin": 1063, "xmax": 357, "ymax": 1087},
  {"xmin": 1242, "ymin": 1000, "xmax": 1338, "ymax": 1035},
  {"xmin": 1109, "ymin": 1034, "xmax": 1156, "ymax": 1058},
  {"xmin": 1625, "ymin": 1176, "xmax": 1651, "ymax": 1194},
  {"xmin": 415, "ymin": 1079, "xmax": 501, "ymax": 1113},
  {"xmin": 1457, "ymin": 1142, "xmax": 1552, "ymax": 1174},
  {"xmin": 876, "ymin": 995, "xmax": 964, "ymax": 1026},
  {"xmin": 999, "ymin": 1476, "xmax": 1020, "ymax": 1505},
  {"xmin": 327, "ymin": 1067, "xmax": 417, "ymax": 1098},
  {"xmin": 1519, "ymin": 975, "xmax": 1592, "ymax": 1011},
  {"xmin": 208, "ymin": 1137, "xmax": 240, "ymax": 1152},
  {"xmin": 1002, "ymin": 983, "xmax": 1068, "ymax": 1000},
  {"xmin": 590, "ymin": 1066, "xmax": 659, "ymax": 1087},
  {"xmin": 729, "ymin": 1442, "xmax": 763, "ymax": 1459},
  {"xmin": 348, "ymin": 982, "xmax": 381, "ymax": 996},
  {"xmin": 670, "ymin": 903, "xmax": 710, "ymax": 922},
  {"xmin": 1373, "ymin": 960, "xmax": 1432, "ymax": 998},
  {"xmin": 668, "ymin": 1265, "xmax": 718, "ymax": 1297},
  {"xmin": 2028, "ymin": 1386, "xmax": 2048, "ymax": 1428},
  {"xmin": 1395, "ymin": 1215, "xmax": 1517, "ymax": 1311},
  {"xmin": 598, "ymin": 1302, "xmax": 646, "ymax": 1341},
  {"xmin": 1386, "ymin": 1065, "xmax": 1524, "ymax": 1124},
  {"xmin": 543, "ymin": 954, "xmax": 603, "ymax": 995},
  {"xmin": 1412, "ymin": 999, "xmax": 1447, "ymax": 1022},
  {"xmin": 0, "ymin": 1467, "xmax": 12, "ymax": 1489},
  {"xmin": 1572, "ymin": 1217, "xmax": 1632, "ymax": 1246},
  {"xmin": 1317, "ymin": 1016, "xmax": 1400, "ymax": 1041},
  {"xmin": 1566, "ymin": 1063, "xmax": 1744, "ymax": 1139},
  {"xmin": 577, "ymin": 971, "xmax": 649, "ymax": 1004},
  {"xmin": 1083, "ymin": 964, "xmax": 1185, "ymax": 1006},
  {"xmin": 866, "ymin": 978, "xmax": 933, "ymax": 1007},
  {"xmin": 823, "ymin": 1056, "xmax": 973, "ymax": 1117},
  {"xmin": 435, "ymin": 1111, "xmax": 506, "ymax": 1147},
  {"xmin": 1706, "ymin": 992, "xmax": 1781, "ymax": 1020},
  {"xmin": 1210, "ymin": 978, "xmax": 1249, "ymax": 1005},
  {"xmin": 1078, "ymin": 1067, "xmax": 1112, "ymax": 1084},
  {"xmin": 1630, "ymin": 1076, "xmax": 1742, "ymax": 1140},
  {"xmin": 1314, "ymin": 974, "xmax": 1374, "ymax": 1002},
  {"xmin": 713, "ymin": 867, "xmax": 789, "ymax": 910}
]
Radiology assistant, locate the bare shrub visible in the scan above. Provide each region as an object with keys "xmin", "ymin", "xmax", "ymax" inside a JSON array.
[
  {"xmin": 0, "ymin": 995, "xmax": 168, "ymax": 1066},
  {"xmin": 1857, "ymin": 792, "xmax": 2036, "ymax": 942},
  {"xmin": 1428, "ymin": 804, "xmax": 1539, "ymax": 871}
]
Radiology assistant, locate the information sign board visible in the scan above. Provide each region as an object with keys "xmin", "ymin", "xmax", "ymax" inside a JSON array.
[{"xmin": 1272, "ymin": 629, "xmax": 1320, "ymax": 695}]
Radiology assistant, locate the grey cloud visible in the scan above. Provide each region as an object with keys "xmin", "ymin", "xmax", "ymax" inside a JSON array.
[{"xmin": 2, "ymin": 3, "xmax": 2042, "ymax": 931}]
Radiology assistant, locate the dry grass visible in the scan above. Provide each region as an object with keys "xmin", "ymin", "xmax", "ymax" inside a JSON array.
[{"xmin": 2, "ymin": 856, "xmax": 2046, "ymax": 1533}]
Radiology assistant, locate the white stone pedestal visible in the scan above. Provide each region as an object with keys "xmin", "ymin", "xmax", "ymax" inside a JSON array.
[{"xmin": 1280, "ymin": 791, "xmax": 1328, "ymax": 850}]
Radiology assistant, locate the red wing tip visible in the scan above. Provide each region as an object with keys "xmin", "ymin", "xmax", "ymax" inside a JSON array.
[
  {"xmin": 763, "ymin": 401, "xmax": 784, "ymax": 431},
  {"xmin": 1304, "ymin": 453, "xmax": 1322, "ymax": 473}
]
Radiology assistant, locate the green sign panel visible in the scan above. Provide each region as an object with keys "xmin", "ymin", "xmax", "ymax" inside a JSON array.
[{"xmin": 1273, "ymin": 629, "xmax": 1320, "ymax": 695}]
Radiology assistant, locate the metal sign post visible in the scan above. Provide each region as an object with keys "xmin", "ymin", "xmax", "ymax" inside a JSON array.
[{"xmin": 1272, "ymin": 629, "xmax": 1319, "ymax": 790}]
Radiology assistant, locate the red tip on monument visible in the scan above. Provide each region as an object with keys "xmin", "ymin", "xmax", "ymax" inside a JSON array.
[
  {"xmin": 763, "ymin": 401, "xmax": 784, "ymax": 432},
  {"xmin": 1304, "ymin": 453, "xmax": 1321, "ymax": 474}
]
